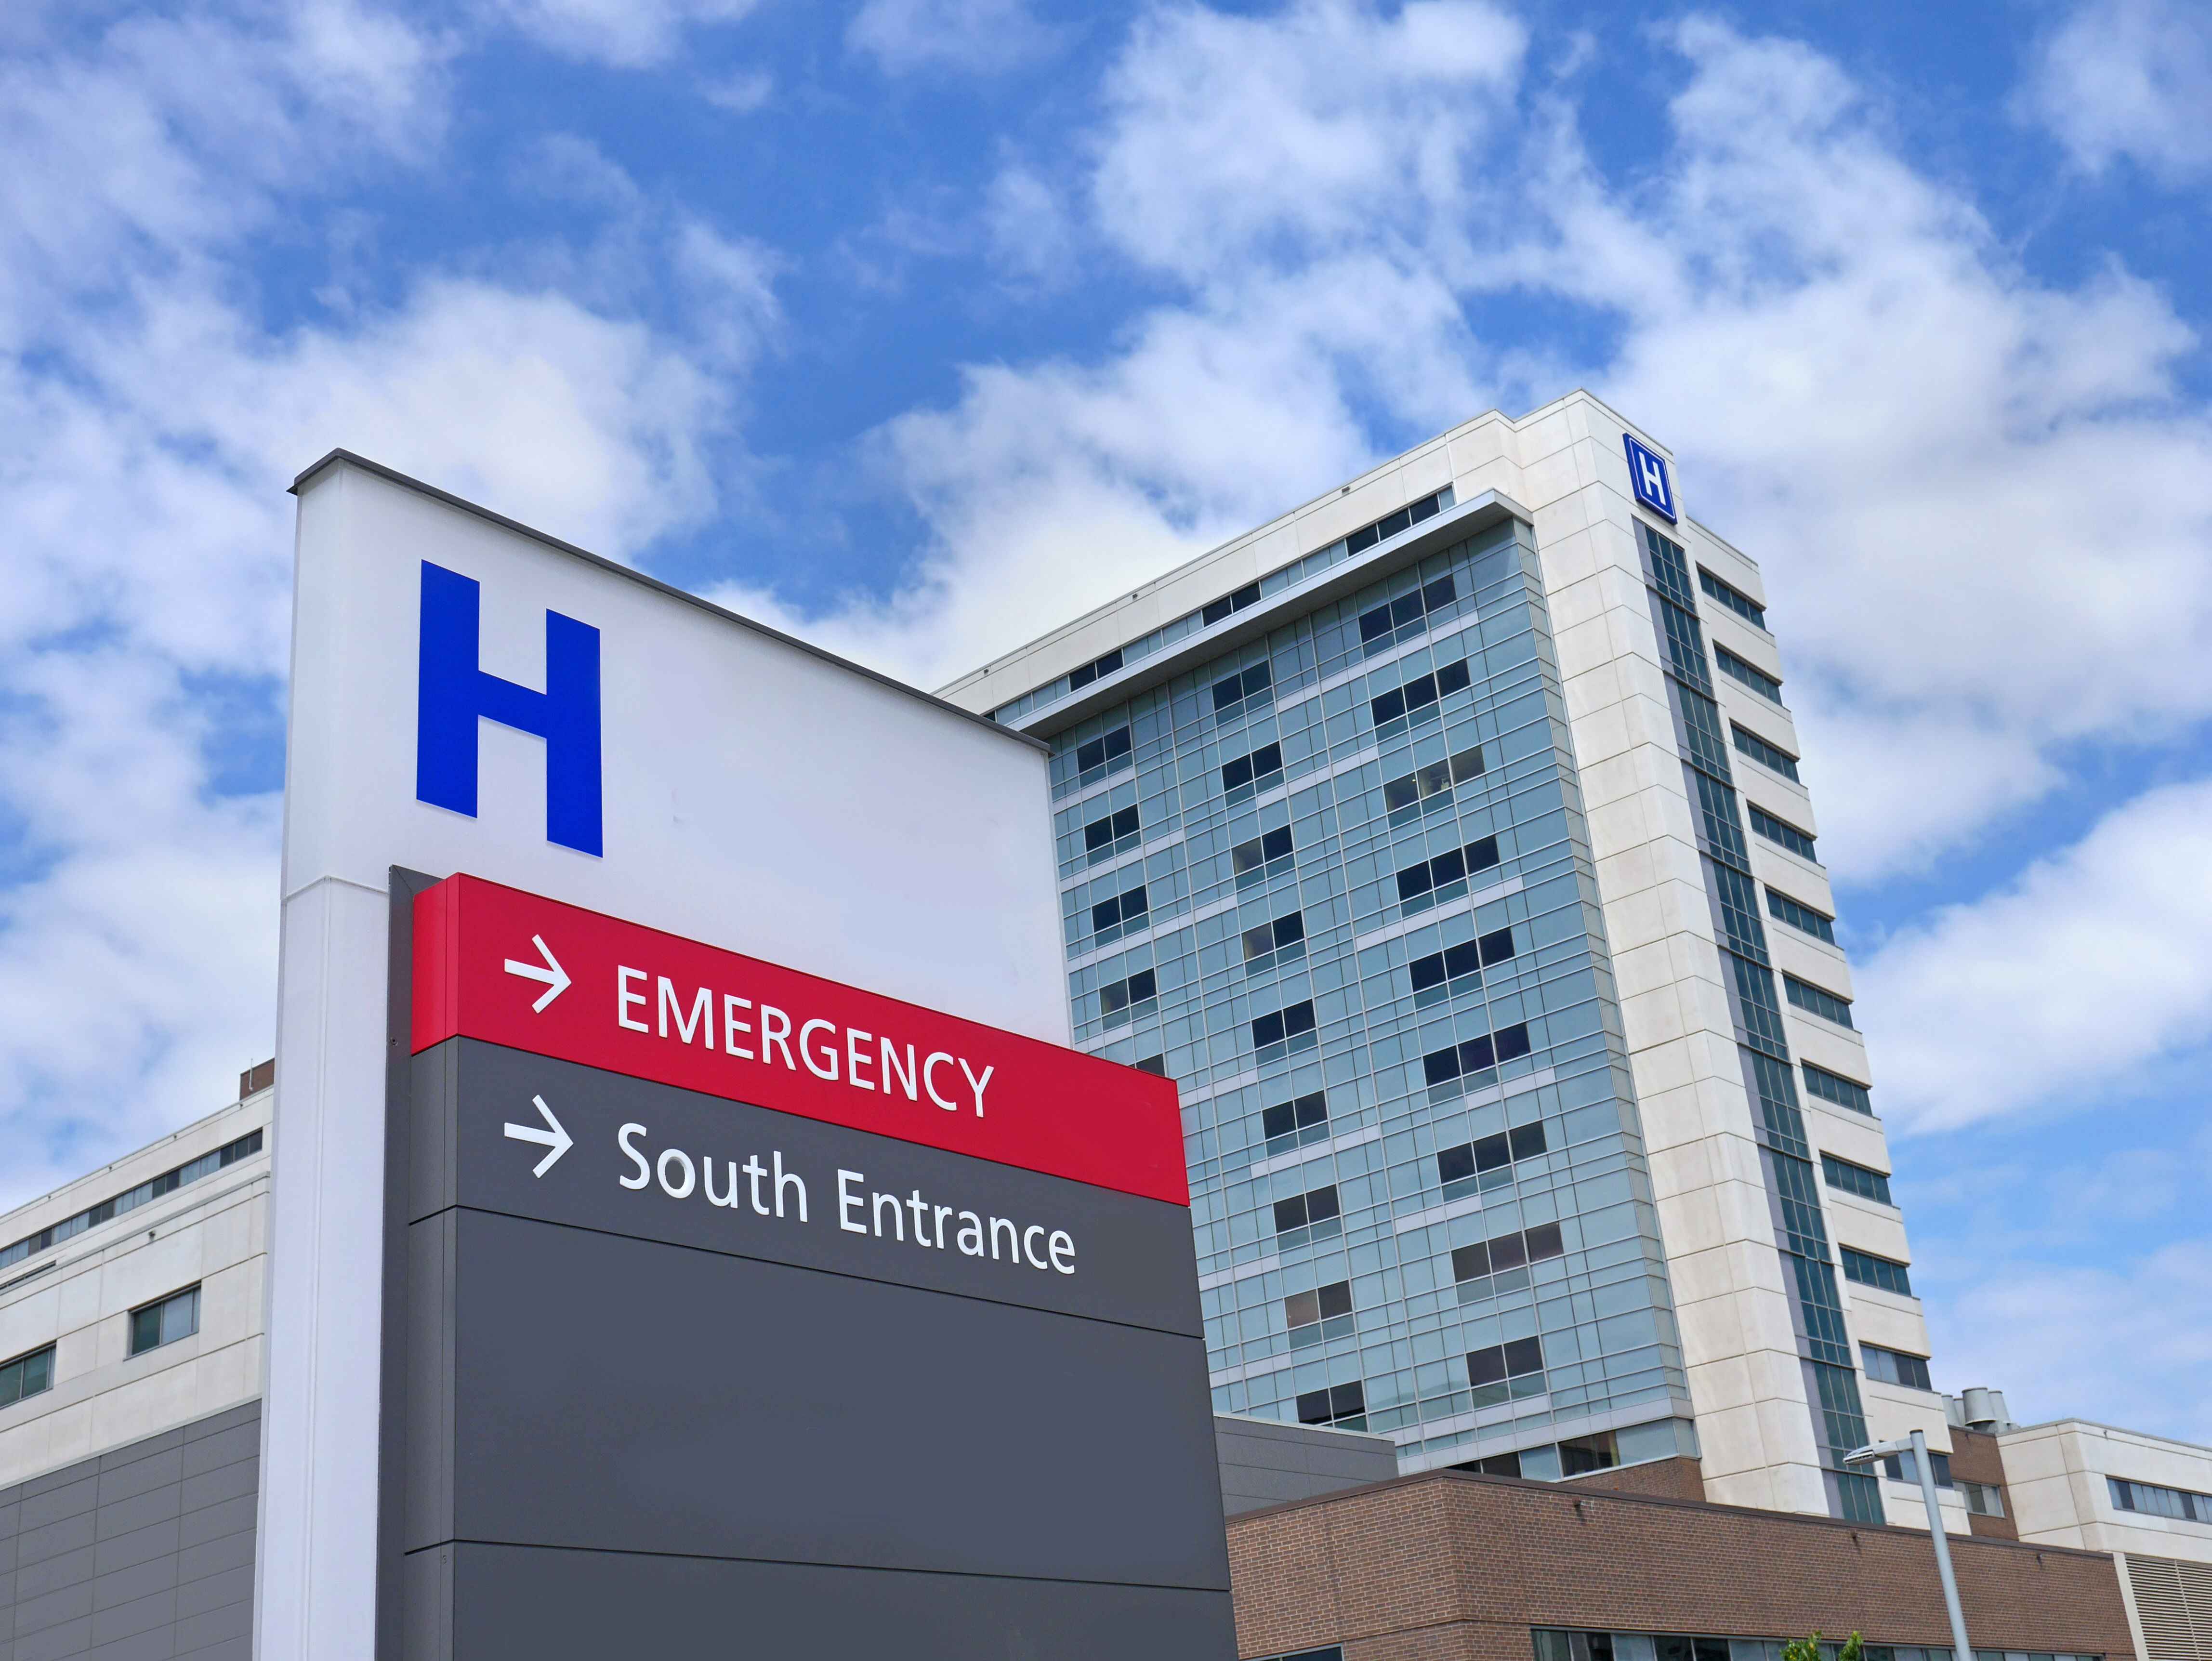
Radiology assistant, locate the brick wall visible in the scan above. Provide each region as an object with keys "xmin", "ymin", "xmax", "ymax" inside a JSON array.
[
  {"xmin": 1560, "ymin": 1459, "xmax": 1707, "ymax": 1503},
  {"xmin": 1227, "ymin": 1469, "xmax": 2134, "ymax": 1661},
  {"xmin": 1948, "ymin": 1427, "xmax": 2019, "ymax": 1542}
]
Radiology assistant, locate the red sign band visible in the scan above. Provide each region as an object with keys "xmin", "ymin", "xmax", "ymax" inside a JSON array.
[{"xmin": 411, "ymin": 874, "xmax": 1187, "ymax": 1206}]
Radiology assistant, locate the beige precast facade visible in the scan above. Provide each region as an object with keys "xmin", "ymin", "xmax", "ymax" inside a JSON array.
[
  {"xmin": 942, "ymin": 391, "xmax": 1957, "ymax": 1522},
  {"xmin": 0, "ymin": 1083, "xmax": 271, "ymax": 1491},
  {"xmin": 1997, "ymin": 1419, "xmax": 2212, "ymax": 1661}
]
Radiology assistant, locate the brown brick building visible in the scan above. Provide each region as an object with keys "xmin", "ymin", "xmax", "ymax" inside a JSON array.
[{"xmin": 1227, "ymin": 1468, "xmax": 2135, "ymax": 1661}]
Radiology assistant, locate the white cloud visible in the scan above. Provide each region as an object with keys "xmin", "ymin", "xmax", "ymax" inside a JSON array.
[
  {"xmin": 700, "ymin": 66, "xmax": 772, "ymax": 112},
  {"xmin": 1921, "ymin": 1236, "xmax": 2212, "ymax": 1443},
  {"xmin": 0, "ymin": 0, "xmax": 762, "ymax": 1201},
  {"xmin": 0, "ymin": 0, "xmax": 448, "ymax": 342},
  {"xmin": 2019, "ymin": 0, "xmax": 2212, "ymax": 182},
  {"xmin": 1855, "ymin": 776, "xmax": 2212, "ymax": 1133},
  {"xmin": 815, "ymin": 6, "xmax": 2212, "ymax": 891},
  {"xmin": 846, "ymin": 0, "xmax": 1061, "ymax": 76},
  {"xmin": 483, "ymin": 0, "xmax": 757, "ymax": 68},
  {"xmin": 1092, "ymin": 0, "xmax": 1525, "ymax": 282}
]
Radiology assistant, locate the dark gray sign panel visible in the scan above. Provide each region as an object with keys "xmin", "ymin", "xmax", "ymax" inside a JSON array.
[{"xmin": 380, "ymin": 872, "xmax": 1234, "ymax": 1658}]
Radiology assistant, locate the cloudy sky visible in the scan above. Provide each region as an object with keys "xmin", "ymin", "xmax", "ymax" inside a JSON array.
[{"xmin": 3, "ymin": 0, "xmax": 2209, "ymax": 1437}]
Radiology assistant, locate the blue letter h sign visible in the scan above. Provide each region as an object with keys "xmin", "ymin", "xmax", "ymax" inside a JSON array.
[{"xmin": 416, "ymin": 560, "xmax": 604, "ymax": 856}]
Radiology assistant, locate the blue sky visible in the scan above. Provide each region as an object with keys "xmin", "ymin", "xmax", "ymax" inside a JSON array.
[{"xmin": 3, "ymin": 0, "xmax": 2209, "ymax": 1438}]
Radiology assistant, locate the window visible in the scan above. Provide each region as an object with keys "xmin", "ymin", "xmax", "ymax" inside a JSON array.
[
  {"xmin": 1073, "ymin": 725, "xmax": 1132, "ymax": 782},
  {"xmin": 1133, "ymin": 1054, "xmax": 1169, "ymax": 1078},
  {"xmin": 1421, "ymin": 1022, "xmax": 1531, "ymax": 1089},
  {"xmin": 0, "ymin": 1129, "xmax": 264, "ymax": 1275},
  {"xmin": 1251, "ymin": 999, "xmax": 1317, "ymax": 1055},
  {"xmin": 1066, "ymin": 647, "xmax": 1123, "ymax": 690},
  {"xmin": 1082, "ymin": 804, "xmax": 1142, "ymax": 862},
  {"xmin": 1212, "ymin": 659, "xmax": 1274, "ymax": 719},
  {"xmin": 1252, "ymin": 1649, "xmax": 1343, "ymax": 1661},
  {"xmin": 1435, "ymin": 1122, "xmax": 1548, "ymax": 1197},
  {"xmin": 1262, "ymin": 1090, "xmax": 1329, "ymax": 1150},
  {"xmin": 1785, "ymin": 974, "xmax": 1855, "ymax": 1028},
  {"xmin": 1559, "ymin": 1432, "xmax": 1619, "ymax": 1475},
  {"xmin": 1451, "ymin": 1222, "xmax": 1564, "ymax": 1284},
  {"xmin": 130, "ymin": 1285, "xmax": 201, "ymax": 1356},
  {"xmin": 1860, "ymin": 1344, "xmax": 1932, "ymax": 1390},
  {"xmin": 1347, "ymin": 490, "xmax": 1448, "ymax": 557},
  {"xmin": 1714, "ymin": 645, "xmax": 1784, "ymax": 703},
  {"xmin": 2109, "ymin": 1476, "xmax": 2212, "ymax": 1523},
  {"xmin": 1409, "ymin": 927, "xmax": 1515, "ymax": 1002},
  {"xmin": 1272, "ymin": 1183, "xmax": 1341, "ymax": 1235},
  {"xmin": 1396, "ymin": 833, "xmax": 1501, "ymax": 908},
  {"xmin": 1098, "ymin": 969, "xmax": 1157, "ymax": 1026},
  {"xmin": 1090, "ymin": 883, "xmax": 1148, "ymax": 943},
  {"xmin": 1698, "ymin": 567, "xmax": 1768, "ymax": 629},
  {"xmin": 1880, "ymin": 1448, "xmax": 1953, "ymax": 1489},
  {"xmin": 1221, "ymin": 741, "xmax": 1284, "ymax": 799},
  {"xmin": 1201, "ymin": 581, "xmax": 1263, "ymax": 628},
  {"xmin": 1821, "ymin": 1153, "xmax": 1892, "ymax": 1206},
  {"xmin": 1360, "ymin": 572, "xmax": 1458, "ymax": 651},
  {"xmin": 1732, "ymin": 724, "xmax": 1801, "ymax": 781},
  {"xmin": 1284, "ymin": 1279, "xmax": 1353, "ymax": 1345},
  {"xmin": 1961, "ymin": 1480, "xmax": 2006, "ymax": 1517},
  {"xmin": 1803, "ymin": 1062, "xmax": 1873, "ymax": 1115},
  {"xmin": 1370, "ymin": 657, "xmax": 1472, "ymax": 728},
  {"xmin": 1384, "ymin": 747, "xmax": 1487, "ymax": 825},
  {"xmin": 1232, "ymin": 824, "xmax": 1295, "ymax": 887},
  {"xmin": 1749, "ymin": 802, "xmax": 1818, "ymax": 860},
  {"xmin": 1295, "ymin": 1380, "xmax": 1365, "ymax": 1428},
  {"xmin": 1466, "ymin": 1336, "xmax": 1544, "ymax": 1398},
  {"xmin": 1242, "ymin": 911, "xmax": 1307, "ymax": 972},
  {"xmin": 1841, "ymin": 1246, "xmax": 1912, "ymax": 1297},
  {"xmin": 0, "ymin": 1343, "xmax": 54, "ymax": 1408},
  {"xmin": 1766, "ymin": 887, "xmax": 1835, "ymax": 943}
]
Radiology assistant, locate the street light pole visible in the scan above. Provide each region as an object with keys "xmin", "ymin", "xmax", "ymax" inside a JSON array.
[{"xmin": 1843, "ymin": 1429, "xmax": 1975, "ymax": 1661}]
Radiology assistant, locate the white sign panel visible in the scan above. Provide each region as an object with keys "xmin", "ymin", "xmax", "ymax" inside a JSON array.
[{"xmin": 256, "ymin": 454, "xmax": 1065, "ymax": 1661}]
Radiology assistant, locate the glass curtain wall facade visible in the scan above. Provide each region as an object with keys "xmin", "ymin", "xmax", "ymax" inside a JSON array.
[
  {"xmin": 1633, "ymin": 520, "xmax": 1881, "ymax": 1524},
  {"xmin": 1047, "ymin": 515, "xmax": 1694, "ymax": 1474}
]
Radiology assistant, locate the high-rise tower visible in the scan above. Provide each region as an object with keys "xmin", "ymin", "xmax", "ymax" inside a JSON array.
[{"xmin": 939, "ymin": 392, "xmax": 1953, "ymax": 1525}]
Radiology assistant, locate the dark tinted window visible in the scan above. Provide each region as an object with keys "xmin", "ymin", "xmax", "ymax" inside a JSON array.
[
  {"xmin": 1091, "ymin": 884, "xmax": 1147, "ymax": 935},
  {"xmin": 1074, "ymin": 725, "xmax": 1131, "ymax": 774},
  {"xmin": 1262, "ymin": 1091, "xmax": 1328, "ymax": 1141}
]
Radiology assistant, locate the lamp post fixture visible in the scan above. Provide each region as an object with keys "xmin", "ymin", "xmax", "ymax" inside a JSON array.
[{"xmin": 1843, "ymin": 1430, "xmax": 1974, "ymax": 1661}]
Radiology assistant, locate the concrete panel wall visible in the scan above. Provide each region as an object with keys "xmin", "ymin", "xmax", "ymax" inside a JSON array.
[
  {"xmin": 0, "ymin": 1401, "xmax": 258, "ymax": 1661},
  {"xmin": 1217, "ymin": 1415, "xmax": 1398, "ymax": 1517}
]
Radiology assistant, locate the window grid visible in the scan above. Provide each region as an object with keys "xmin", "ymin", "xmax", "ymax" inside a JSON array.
[
  {"xmin": 1802, "ymin": 1062, "xmax": 1873, "ymax": 1115},
  {"xmin": 1637, "ymin": 517, "xmax": 1872, "ymax": 1512},
  {"xmin": 1731, "ymin": 724, "xmax": 1800, "ymax": 782},
  {"xmin": 1785, "ymin": 974, "xmax": 1855, "ymax": 1029},
  {"xmin": 1714, "ymin": 645, "xmax": 1784, "ymax": 704},
  {"xmin": 1841, "ymin": 1247, "xmax": 1913, "ymax": 1297},
  {"xmin": 1698, "ymin": 568, "xmax": 1769, "ymax": 628},
  {"xmin": 0, "ymin": 1130, "xmax": 264, "ymax": 1274},
  {"xmin": 1014, "ymin": 488, "xmax": 1457, "ymax": 729},
  {"xmin": 1765, "ymin": 887, "xmax": 1835, "ymax": 944},
  {"xmin": 1821, "ymin": 1153, "xmax": 1892, "ymax": 1206},
  {"xmin": 1748, "ymin": 803, "xmax": 1817, "ymax": 861},
  {"xmin": 1049, "ymin": 518, "xmax": 1693, "ymax": 1456},
  {"xmin": 0, "ymin": 1343, "xmax": 54, "ymax": 1409}
]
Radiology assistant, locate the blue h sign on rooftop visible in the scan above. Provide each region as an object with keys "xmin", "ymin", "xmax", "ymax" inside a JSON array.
[
  {"xmin": 1623, "ymin": 434, "xmax": 1677, "ymax": 522},
  {"xmin": 416, "ymin": 560, "xmax": 604, "ymax": 856}
]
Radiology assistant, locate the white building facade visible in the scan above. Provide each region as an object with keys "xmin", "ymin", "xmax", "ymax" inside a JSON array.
[
  {"xmin": 2001, "ymin": 1418, "xmax": 2212, "ymax": 1661},
  {"xmin": 0, "ymin": 1075, "xmax": 271, "ymax": 1493},
  {"xmin": 940, "ymin": 392, "xmax": 1955, "ymax": 1524}
]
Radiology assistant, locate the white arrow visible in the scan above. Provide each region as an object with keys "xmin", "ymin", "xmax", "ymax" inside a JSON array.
[
  {"xmin": 502, "ymin": 935, "xmax": 570, "ymax": 1013},
  {"xmin": 504, "ymin": 1094, "xmax": 573, "ymax": 1177}
]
